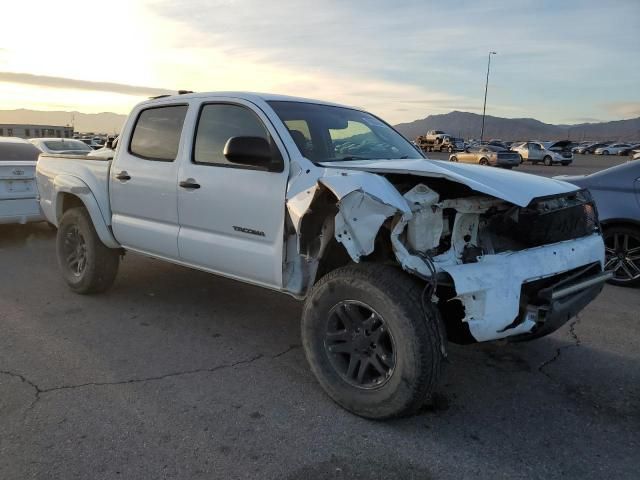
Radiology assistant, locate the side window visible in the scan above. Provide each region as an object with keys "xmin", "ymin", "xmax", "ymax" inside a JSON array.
[
  {"xmin": 194, "ymin": 103, "xmax": 269, "ymax": 166},
  {"xmin": 129, "ymin": 105, "xmax": 188, "ymax": 161}
]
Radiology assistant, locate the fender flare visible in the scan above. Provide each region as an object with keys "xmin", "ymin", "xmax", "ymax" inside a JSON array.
[{"xmin": 53, "ymin": 175, "xmax": 120, "ymax": 248}]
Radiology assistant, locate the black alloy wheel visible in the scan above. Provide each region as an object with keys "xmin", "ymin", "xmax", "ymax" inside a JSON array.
[
  {"xmin": 62, "ymin": 225, "xmax": 88, "ymax": 277},
  {"xmin": 604, "ymin": 227, "xmax": 640, "ymax": 287},
  {"xmin": 324, "ymin": 300, "xmax": 396, "ymax": 389}
]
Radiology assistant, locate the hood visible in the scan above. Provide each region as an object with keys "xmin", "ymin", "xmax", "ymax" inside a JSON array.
[{"xmin": 319, "ymin": 158, "xmax": 578, "ymax": 207}]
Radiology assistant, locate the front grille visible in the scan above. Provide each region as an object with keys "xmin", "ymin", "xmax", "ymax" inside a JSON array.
[{"xmin": 483, "ymin": 190, "xmax": 599, "ymax": 250}]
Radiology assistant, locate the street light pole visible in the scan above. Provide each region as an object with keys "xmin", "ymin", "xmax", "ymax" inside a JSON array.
[{"xmin": 480, "ymin": 51, "xmax": 496, "ymax": 143}]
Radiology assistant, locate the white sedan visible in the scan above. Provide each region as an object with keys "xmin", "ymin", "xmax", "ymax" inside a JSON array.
[
  {"xmin": 594, "ymin": 143, "xmax": 630, "ymax": 155},
  {"xmin": 29, "ymin": 138, "xmax": 93, "ymax": 155},
  {"xmin": 0, "ymin": 137, "xmax": 43, "ymax": 224}
]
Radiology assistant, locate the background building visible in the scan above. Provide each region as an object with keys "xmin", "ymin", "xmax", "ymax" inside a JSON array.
[{"xmin": 0, "ymin": 124, "xmax": 74, "ymax": 139}]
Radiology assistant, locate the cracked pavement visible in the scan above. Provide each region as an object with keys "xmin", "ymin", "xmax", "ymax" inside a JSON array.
[{"xmin": 1, "ymin": 223, "xmax": 639, "ymax": 480}]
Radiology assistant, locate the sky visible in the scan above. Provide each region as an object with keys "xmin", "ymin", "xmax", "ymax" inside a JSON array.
[{"xmin": 0, "ymin": 0, "xmax": 638, "ymax": 125}]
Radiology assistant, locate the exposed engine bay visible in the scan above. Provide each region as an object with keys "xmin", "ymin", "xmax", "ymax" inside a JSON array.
[{"xmin": 285, "ymin": 163, "xmax": 605, "ymax": 344}]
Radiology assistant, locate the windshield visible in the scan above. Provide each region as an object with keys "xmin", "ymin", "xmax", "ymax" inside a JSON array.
[
  {"xmin": 43, "ymin": 140, "xmax": 92, "ymax": 152},
  {"xmin": 268, "ymin": 101, "xmax": 424, "ymax": 162}
]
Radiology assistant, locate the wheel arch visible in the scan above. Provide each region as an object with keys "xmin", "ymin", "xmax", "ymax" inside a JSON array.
[{"xmin": 53, "ymin": 177, "xmax": 119, "ymax": 248}]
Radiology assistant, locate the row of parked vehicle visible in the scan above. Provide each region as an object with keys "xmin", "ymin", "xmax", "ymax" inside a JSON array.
[
  {"xmin": 446, "ymin": 140, "xmax": 576, "ymax": 168},
  {"xmin": 572, "ymin": 141, "xmax": 640, "ymax": 156}
]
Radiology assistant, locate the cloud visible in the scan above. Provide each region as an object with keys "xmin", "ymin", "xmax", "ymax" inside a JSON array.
[
  {"xmin": 602, "ymin": 102, "xmax": 640, "ymax": 119},
  {"xmin": 0, "ymin": 72, "xmax": 172, "ymax": 97}
]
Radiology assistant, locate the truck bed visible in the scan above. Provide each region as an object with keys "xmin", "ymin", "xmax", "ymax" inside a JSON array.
[{"xmin": 36, "ymin": 154, "xmax": 113, "ymax": 227}]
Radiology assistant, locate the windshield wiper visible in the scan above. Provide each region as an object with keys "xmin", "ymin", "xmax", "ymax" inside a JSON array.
[{"xmin": 328, "ymin": 155, "xmax": 372, "ymax": 161}]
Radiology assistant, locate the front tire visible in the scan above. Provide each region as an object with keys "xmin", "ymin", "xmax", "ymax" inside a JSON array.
[
  {"xmin": 603, "ymin": 150, "xmax": 609, "ymax": 155},
  {"xmin": 450, "ymin": 156, "xmax": 458, "ymax": 162},
  {"xmin": 56, "ymin": 207, "xmax": 120, "ymax": 294},
  {"xmin": 479, "ymin": 158, "xmax": 489, "ymax": 166},
  {"xmin": 543, "ymin": 156, "xmax": 553, "ymax": 166},
  {"xmin": 301, "ymin": 264, "xmax": 446, "ymax": 419}
]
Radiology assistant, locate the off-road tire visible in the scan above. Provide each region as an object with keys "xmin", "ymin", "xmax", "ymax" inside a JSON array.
[
  {"xmin": 301, "ymin": 264, "xmax": 446, "ymax": 419},
  {"xmin": 543, "ymin": 155, "xmax": 553, "ymax": 166},
  {"xmin": 56, "ymin": 207, "xmax": 120, "ymax": 294}
]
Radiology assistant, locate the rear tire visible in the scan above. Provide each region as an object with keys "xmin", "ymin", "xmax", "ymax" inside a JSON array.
[
  {"xmin": 479, "ymin": 158, "xmax": 489, "ymax": 166},
  {"xmin": 603, "ymin": 150, "xmax": 609, "ymax": 155},
  {"xmin": 450, "ymin": 156, "xmax": 458, "ymax": 162},
  {"xmin": 56, "ymin": 207, "xmax": 120, "ymax": 294},
  {"xmin": 543, "ymin": 156, "xmax": 552, "ymax": 166},
  {"xmin": 301, "ymin": 264, "xmax": 446, "ymax": 419}
]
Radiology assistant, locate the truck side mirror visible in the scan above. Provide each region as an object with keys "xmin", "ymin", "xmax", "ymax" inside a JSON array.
[
  {"xmin": 105, "ymin": 138, "xmax": 115, "ymax": 149},
  {"xmin": 223, "ymin": 136, "xmax": 279, "ymax": 171}
]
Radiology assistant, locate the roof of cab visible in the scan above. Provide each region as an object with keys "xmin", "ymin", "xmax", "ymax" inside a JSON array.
[{"xmin": 138, "ymin": 91, "xmax": 351, "ymax": 109}]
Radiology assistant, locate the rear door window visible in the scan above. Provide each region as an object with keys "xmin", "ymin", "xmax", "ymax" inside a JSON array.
[{"xmin": 129, "ymin": 105, "xmax": 188, "ymax": 161}]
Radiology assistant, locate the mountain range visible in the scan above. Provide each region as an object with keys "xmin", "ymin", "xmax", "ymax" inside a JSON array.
[
  {"xmin": 0, "ymin": 109, "xmax": 127, "ymax": 134},
  {"xmin": 394, "ymin": 111, "xmax": 640, "ymax": 142},
  {"xmin": 1, "ymin": 108, "xmax": 639, "ymax": 142}
]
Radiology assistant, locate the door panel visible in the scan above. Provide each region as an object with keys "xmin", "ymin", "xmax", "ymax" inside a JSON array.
[
  {"xmin": 177, "ymin": 100, "xmax": 289, "ymax": 288},
  {"xmin": 110, "ymin": 104, "xmax": 188, "ymax": 259}
]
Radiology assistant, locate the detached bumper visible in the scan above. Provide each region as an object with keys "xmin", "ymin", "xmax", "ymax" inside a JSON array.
[
  {"xmin": 509, "ymin": 269, "xmax": 610, "ymax": 341},
  {"xmin": 440, "ymin": 234, "xmax": 605, "ymax": 342}
]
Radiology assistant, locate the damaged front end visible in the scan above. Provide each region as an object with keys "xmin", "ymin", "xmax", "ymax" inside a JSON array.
[{"xmin": 285, "ymin": 164, "xmax": 607, "ymax": 344}]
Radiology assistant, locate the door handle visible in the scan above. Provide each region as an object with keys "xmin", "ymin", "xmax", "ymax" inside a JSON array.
[
  {"xmin": 115, "ymin": 171, "xmax": 131, "ymax": 181},
  {"xmin": 179, "ymin": 179, "xmax": 200, "ymax": 189}
]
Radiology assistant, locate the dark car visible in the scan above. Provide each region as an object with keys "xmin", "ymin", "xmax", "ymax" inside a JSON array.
[
  {"xmin": 557, "ymin": 161, "xmax": 640, "ymax": 286},
  {"xmin": 582, "ymin": 142, "xmax": 610, "ymax": 154},
  {"xmin": 618, "ymin": 143, "xmax": 640, "ymax": 156}
]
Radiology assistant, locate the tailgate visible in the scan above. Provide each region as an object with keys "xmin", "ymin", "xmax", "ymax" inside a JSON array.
[{"xmin": 0, "ymin": 161, "xmax": 38, "ymax": 200}]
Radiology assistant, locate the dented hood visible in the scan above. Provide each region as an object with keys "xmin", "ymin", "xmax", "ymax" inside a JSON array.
[{"xmin": 319, "ymin": 158, "xmax": 578, "ymax": 207}]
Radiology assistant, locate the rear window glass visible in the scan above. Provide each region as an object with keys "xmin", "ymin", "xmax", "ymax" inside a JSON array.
[
  {"xmin": 0, "ymin": 143, "xmax": 41, "ymax": 161},
  {"xmin": 43, "ymin": 140, "xmax": 92, "ymax": 152},
  {"xmin": 130, "ymin": 105, "xmax": 188, "ymax": 161}
]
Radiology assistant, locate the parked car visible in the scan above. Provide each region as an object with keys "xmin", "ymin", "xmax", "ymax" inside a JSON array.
[
  {"xmin": 617, "ymin": 144, "xmax": 640, "ymax": 156},
  {"xmin": 449, "ymin": 144, "xmax": 520, "ymax": 168},
  {"xmin": 572, "ymin": 142, "xmax": 593, "ymax": 154},
  {"xmin": 511, "ymin": 141, "xmax": 573, "ymax": 166},
  {"xmin": 0, "ymin": 137, "xmax": 43, "ymax": 224},
  {"xmin": 29, "ymin": 138, "xmax": 93, "ymax": 155},
  {"xmin": 87, "ymin": 136, "xmax": 118, "ymax": 160},
  {"xmin": 581, "ymin": 142, "xmax": 611, "ymax": 154},
  {"xmin": 594, "ymin": 143, "xmax": 631, "ymax": 155},
  {"xmin": 37, "ymin": 91, "xmax": 609, "ymax": 419},
  {"xmin": 78, "ymin": 137, "xmax": 104, "ymax": 150},
  {"xmin": 557, "ymin": 162, "xmax": 640, "ymax": 286}
]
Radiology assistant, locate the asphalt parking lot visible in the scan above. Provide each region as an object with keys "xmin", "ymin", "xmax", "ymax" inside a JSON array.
[{"xmin": 1, "ymin": 154, "xmax": 639, "ymax": 479}]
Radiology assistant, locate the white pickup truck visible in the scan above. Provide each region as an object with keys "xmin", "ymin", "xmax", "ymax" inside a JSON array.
[{"xmin": 37, "ymin": 92, "xmax": 609, "ymax": 419}]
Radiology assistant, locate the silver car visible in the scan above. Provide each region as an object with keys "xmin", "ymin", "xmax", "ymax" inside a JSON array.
[
  {"xmin": 557, "ymin": 161, "xmax": 640, "ymax": 286},
  {"xmin": 449, "ymin": 145, "xmax": 520, "ymax": 168}
]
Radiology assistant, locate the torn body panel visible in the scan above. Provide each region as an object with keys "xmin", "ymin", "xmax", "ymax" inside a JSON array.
[{"xmin": 285, "ymin": 160, "xmax": 605, "ymax": 343}]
